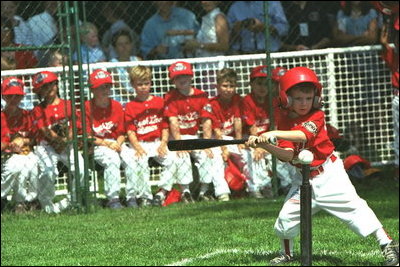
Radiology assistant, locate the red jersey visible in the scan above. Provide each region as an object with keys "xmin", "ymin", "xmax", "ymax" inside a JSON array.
[
  {"xmin": 85, "ymin": 99, "xmax": 125, "ymax": 140},
  {"xmin": 125, "ymin": 96, "xmax": 168, "ymax": 142},
  {"xmin": 32, "ymin": 99, "xmax": 74, "ymax": 141},
  {"xmin": 382, "ymin": 45, "xmax": 399, "ymax": 89},
  {"xmin": 1, "ymin": 112, "xmax": 10, "ymax": 144},
  {"xmin": 164, "ymin": 88, "xmax": 209, "ymax": 135},
  {"xmin": 2, "ymin": 109, "xmax": 35, "ymax": 139},
  {"xmin": 242, "ymin": 93, "xmax": 273, "ymax": 135},
  {"xmin": 276, "ymin": 109, "xmax": 335, "ymax": 168},
  {"xmin": 203, "ymin": 94, "xmax": 242, "ymax": 137}
]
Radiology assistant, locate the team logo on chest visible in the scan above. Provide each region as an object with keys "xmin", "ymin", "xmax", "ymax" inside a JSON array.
[{"xmin": 93, "ymin": 121, "xmax": 115, "ymax": 136}]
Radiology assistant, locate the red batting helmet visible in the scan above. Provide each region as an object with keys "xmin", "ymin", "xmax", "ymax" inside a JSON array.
[
  {"xmin": 32, "ymin": 71, "xmax": 59, "ymax": 93},
  {"xmin": 1, "ymin": 77, "xmax": 25, "ymax": 95},
  {"xmin": 89, "ymin": 69, "xmax": 113, "ymax": 89},
  {"xmin": 168, "ymin": 61, "xmax": 193, "ymax": 80},
  {"xmin": 343, "ymin": 155, "xmax": 371, "ymax": 171},
  {"xmin": 279, "ymin": 67, "xmax": 322, "ymax": 109}
]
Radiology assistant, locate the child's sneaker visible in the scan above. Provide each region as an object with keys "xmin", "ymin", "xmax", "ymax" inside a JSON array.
[
  {"xmin": 270, "ymin": 254, "xmax": 293, "ymax": 265},
  {"xmin": 381, "ymin": 240, "xmax": 399, "ymax": 266}
]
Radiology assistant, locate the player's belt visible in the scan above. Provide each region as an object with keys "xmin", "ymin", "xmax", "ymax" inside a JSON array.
[{"xmin": 309, "ymin": 154, "xmax": 337, "ymax": 178}]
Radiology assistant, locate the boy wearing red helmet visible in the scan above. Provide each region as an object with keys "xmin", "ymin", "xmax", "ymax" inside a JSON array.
[
  {"xmin": 1, "ymin": 77, "xmax": 39, "ymax": 213},
  {"xmin": 247, "ymin": 67, "xmax": 399, "ymax": 265},
  {"xmin": 31, "ymin": 71, "xmax": 83, "ymax": 214}
]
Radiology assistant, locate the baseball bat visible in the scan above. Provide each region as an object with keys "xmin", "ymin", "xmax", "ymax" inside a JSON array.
[
  {"xmin": 300, "ymin": 161, "xmax": 312, "ymax": 266},
  {"xmin": 167, "ymin": 136, "xmax": 277, "ymax": 151}
]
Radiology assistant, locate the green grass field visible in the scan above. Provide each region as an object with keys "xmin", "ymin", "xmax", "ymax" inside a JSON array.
[{"xmin": 1, "ymin": 176, "xmax": 398, "ymax": 266}]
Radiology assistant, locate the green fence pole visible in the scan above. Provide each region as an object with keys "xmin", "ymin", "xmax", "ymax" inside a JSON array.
[
  {"xmin": 73, "ymin": 1, "xmax": 93, "ymax": 213},
  {"xmin": 263, "ymin": 1, "xmax": 278, "ymax": 198}
]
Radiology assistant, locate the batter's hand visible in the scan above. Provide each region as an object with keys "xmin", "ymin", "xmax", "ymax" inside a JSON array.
[
  {"xmin": 258, "ymin": 132, "xmax": 277, "ymax": 145},
  {"xmin": 246, "ymin": 135, "xmax": 259, "ymax": 148}
]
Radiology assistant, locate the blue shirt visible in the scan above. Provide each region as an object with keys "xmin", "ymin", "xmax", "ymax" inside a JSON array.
[
  {"xmin": 72, "ymin": 44, "xmax": 106, "ymax": 64},
  {"xmin": 227, "ymin": 1, "xmax": 288, "ymax": 53},
  {"xmin": 336, "ymin": 9, "xmax": 378, "ymax": 36},
  {"xmin": 140, "ymin": 7, "xmax": 199, "ymax": 59}
]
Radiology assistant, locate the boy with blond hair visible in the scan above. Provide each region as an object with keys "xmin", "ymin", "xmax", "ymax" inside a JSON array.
[{"xmin": 124, "ymin": 65, "xmax": 175, "ymax": 207}]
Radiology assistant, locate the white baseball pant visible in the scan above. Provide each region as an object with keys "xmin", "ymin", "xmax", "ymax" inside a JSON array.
[
  {"xmin": 121, "ymin": 140, "xmax": 175, "ymax": 200},
  {"xmin": 34, "ymin": 141, "xmax": 84, "ymax": 213},
  {"xmin": 274, "ymin": 155, "xmax": 383, "ymax": 240},
  {"xmin": 1, "ymin": 152, "xmax": 39, "ymax": 202}
]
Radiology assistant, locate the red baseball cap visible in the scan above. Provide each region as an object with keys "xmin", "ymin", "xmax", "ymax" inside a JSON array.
[
  {"xmin": 250, "ymin": 65, "xmax": 268, "ymax": 79},
  {"xmin": 1, "ymin": 77, "xmax": 25, "ymax": 95},
  {"xmin": 168, "ymin": 61, "xmax": 193, "ymax": 80},
  {"xmin": 272, "ymin": 67, "xmax": 287, "ymax": 82},
  {"xmin": 32, "ymin": 71, "xmax": 59, "ymax": 92},
  {"xmin": 89, "ymin": 69, "xmax": 113, "ymax": 89}
]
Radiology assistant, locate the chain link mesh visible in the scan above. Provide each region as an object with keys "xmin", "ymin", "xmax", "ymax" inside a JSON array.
[{"xmin": 1, "ymin": 1, "xmax": 396, "ymax": 213}]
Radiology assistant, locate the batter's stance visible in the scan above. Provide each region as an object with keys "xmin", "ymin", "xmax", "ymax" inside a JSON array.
[{"xmin": 247, "ymin": 67, "xmax": 399, "ymax": 266}]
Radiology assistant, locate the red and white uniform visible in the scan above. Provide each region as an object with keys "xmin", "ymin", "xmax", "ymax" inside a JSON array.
[
  {"xmin": 164, "ymin": 88, "xmax": 228, "ymax": 196},
  {"xmin": 242, "ymin": 93, "xmax": 274, "ymax": 135},
  {"xmin": 85, "ymin": 99, "xmax": 127, "ymax": 201},
  {"xmin": 241, "ymin": 93, "xmax": 277, "ymax": 193},
  {"xmin": 1, "ymin": 109, "xmax": 39, "ymax": 203},
  {"xmin": 202, "ymin": 94, "xmax": 246, "ymax": 194},
  {"xmin": 32, "ymin": 99, "xmax": 84, "ymax": 213},
  {"xmin": 273, "ymin": 109, "xmax": 383, "ymax": 249},
  {"xmin": 123, "ymin": 96, "xmax": 175, "ymax": 200}
]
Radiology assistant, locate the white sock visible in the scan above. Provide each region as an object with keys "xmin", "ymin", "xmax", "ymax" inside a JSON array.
[
  {"xmin": 156, "ymin": 191, "xmax": 166, "ymax": 200},
  {"xmin": 374, "ymin": 228, "xmax": 392, "ymax": 246},
  {"xmin": 199, "ymin": 183, "xmax": 209, "ymax": 195},
  {"xmin": 180, "ymin": 184, "xmax": 190, "ymax": 193}
]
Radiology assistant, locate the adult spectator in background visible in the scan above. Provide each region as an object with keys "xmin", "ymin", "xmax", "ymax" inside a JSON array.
[
  {"xmin": 109, "ymin": 29, "xmax": 142, "ymax": 105},
  {"xmin": 141, "ymin": 1, "xmax": 199, "ymax": 60},
  {"xmin": 332, "ymin": 1, "xmax": 380, "ymax": 47},
  {"xmin": 101, "ymin": 1, "xmax": 141, "ymax": 60},
  {"xmin": 227, "ymin": 1, "xmax": 288, "ymax": 54},
  {"xmin": 1, "ymin": 17, "xmax": 38, "ymax": 70},
  {"xmin": 183, "ymin": 1, "xmax": 229, "ymax": 57},
  {"xmin": 376, "ymin": 1, "xmax": 399, "ymax": 181},
  {"xmin": 280, "ymin": 1, "xmax": 332, "ymax": 51},
  {"xmin": 72, "ymin": 22, "xmax": 106, "ymax": 64},
  {"xmin": 27, "ymin": 1, "xmax": 58, "ymax": 47},
  {"xmin": 1, "ymin": 1, "xmax": 33, "ymax": 46}
]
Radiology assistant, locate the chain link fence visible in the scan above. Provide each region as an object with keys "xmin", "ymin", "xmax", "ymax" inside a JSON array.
[{"xmin": 1, "ymin": 1, "xmax": 396, "ymax": 214}]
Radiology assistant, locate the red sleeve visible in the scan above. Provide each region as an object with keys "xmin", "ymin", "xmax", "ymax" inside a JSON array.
[
  {"xmin": 113, "ymin": 101, "xmax": 126, "ymax": 137},
  {"xmin": 32, "ymin": 105, "xmax": 46, "ymax": 130},
  {"xmin": 124, "ymin": 102, "xmax": 137, "ymax": 132},
  {"xmin": 1, "ymin": 112, "xmax": 10, "ymax": 145},
  {"xmin": 242, "ymin": 95, "xmax": 255, "ymax": 126},
  {"xmin": 84, "ymin": 101, "xmax": 92, "ymax": 134}
]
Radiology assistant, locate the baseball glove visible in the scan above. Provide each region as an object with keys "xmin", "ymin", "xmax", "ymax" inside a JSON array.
[
  {"xmin": 9, "ymin": 136, "xmax": 32, "ymax": 155},
  {"xmin": 51, "ymin": 122, "xmax": 69, "ymax": 138}
]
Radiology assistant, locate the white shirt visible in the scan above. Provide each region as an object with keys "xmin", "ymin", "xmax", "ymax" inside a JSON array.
[{"xmin": 196, "ymin": 8, "xmax": 224, "ymax": 57}]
